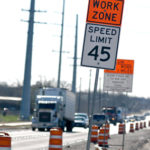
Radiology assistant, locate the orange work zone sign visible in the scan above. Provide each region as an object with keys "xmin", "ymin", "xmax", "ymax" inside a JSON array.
[
  {"xmin": 104, "ymin": 59, "xmax": 134, "ymax": 74},
  {"xmin": 86, "ymin": 0, "xmax": 124, "ymax": 26}
]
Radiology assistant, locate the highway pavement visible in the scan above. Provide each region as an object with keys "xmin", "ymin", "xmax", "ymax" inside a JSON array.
[{"xmin": 0, "ymin": 115, "xmax": 150, "ymax": 149}]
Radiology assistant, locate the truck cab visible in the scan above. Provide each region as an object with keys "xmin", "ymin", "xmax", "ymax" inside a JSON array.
[
  {"xmin": 32, "ymin": 95, "xmax": 64, "ymax": 131},
  {"xmin": 102, "ymin": 106, "xmax": 124, "ymax": 125}
]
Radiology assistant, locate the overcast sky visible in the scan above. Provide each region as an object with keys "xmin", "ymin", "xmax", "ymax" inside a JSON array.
[{"xmin": 0, "ymin": 0, "xmax": 150, "ymax": 98}]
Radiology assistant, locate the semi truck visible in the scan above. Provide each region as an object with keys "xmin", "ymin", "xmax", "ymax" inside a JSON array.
[
  {"xmin": 32, "ymin": 88, "xmax": 76, "ymax": 132},
  {"xmin": 102, "ymin": 106, "xmax": 124, "ymax": 125}
]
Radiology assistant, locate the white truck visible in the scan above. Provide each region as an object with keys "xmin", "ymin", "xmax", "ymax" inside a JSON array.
[{"xmin": 32, "ymin": 88, "xmax": 76, "ymax": 132}]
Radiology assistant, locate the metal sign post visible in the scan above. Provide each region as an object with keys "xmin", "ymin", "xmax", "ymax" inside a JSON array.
[
  {"xmin": 81, "ymin": 0, "xmax": 125, "ymax": 149},
  {"xmin": 86, "ymin": 68, "xmax": 99, "ymax": 150}
]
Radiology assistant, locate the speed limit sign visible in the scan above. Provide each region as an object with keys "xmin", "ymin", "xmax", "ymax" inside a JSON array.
[{"xmin": 81, "ymin": 23, "xmax": 120, "ymax": 70}]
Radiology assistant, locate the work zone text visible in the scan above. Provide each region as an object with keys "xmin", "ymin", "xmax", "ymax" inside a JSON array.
[{"xmin": 87, "ymin": 0, "xmax": 124, "ymax": 26}]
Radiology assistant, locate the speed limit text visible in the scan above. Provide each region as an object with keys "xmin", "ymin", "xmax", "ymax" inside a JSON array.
[{"xmin": 88, "ymin": 25, "xmax": 117, "ymax": 44}]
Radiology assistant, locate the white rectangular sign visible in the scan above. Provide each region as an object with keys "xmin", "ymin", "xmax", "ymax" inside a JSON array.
[
  {"xmin": 81, "ymin": 23, "xmax": 120, "ymax": 69},
  {"xmin": 103, "ymin": 73, "xmax": 133, "ymax": 92}
]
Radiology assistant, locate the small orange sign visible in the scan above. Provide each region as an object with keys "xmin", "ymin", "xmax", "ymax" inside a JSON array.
[
  {"xmin": 86, "ymin": 0, "xmax": 124, "ymax": 26},
  {"xmin": 104, "ymin": 59, "xmax": 134, "ymax": 74}
]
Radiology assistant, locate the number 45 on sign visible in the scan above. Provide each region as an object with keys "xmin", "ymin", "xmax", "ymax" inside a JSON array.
[{"xmin": 88, "ymin": 45, "xmax": 110, "ymax": 62}]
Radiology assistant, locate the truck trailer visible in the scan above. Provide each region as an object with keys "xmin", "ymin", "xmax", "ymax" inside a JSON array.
[{"xmin": 32, "ymin": 88, "xmax": 76, "ymax": 132}]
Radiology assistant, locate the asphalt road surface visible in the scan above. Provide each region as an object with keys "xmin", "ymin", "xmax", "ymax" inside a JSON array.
[{"xmin": 0, "ymin": 115, "xmax": 150, "ymax": 150}]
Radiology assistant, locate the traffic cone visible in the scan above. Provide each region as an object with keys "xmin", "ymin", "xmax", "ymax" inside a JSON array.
[
  {"xmin": 135, "ymin": 122, "xmax": 139, "ymax": 130},
  {"xmin": 91, "ymin": 125, "xmax": 99, "ymax": 143},
  {"xmin": 129, "ymin": 123, "xmax": 134, "ymax": 132},
  {"xmin": 103, "ymin": 123, "xmax": 110, "ymax": 138},
  {"xmin": 49, "ymin": 127, "xmax": 63, "ymax": 150},
  {"xmin": 140, "ymin": 122, "xmax": 143, "ymax": 129},
  {"xmin": 98, "ymin": 128, "xmax": 109, "ymax": 147},
  {"xmin": 0, "ymin": 132, "xmax": 11, "ymax": 150},
  {"xmin": 118, "ymin": 123, "xmax": 125, "ymax": 134}
]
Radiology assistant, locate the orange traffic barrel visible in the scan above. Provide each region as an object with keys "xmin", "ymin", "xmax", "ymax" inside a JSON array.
[
  {"xmin": 91, "ymin": 125, "xmax": 99, "ymax": 143},
  {"xmin": 144, "ymin": 122, "xmax": 146, "ymax": 128},
  {"xmin": 49, "ymin": 127, "xmax": 63, "ymax": 150},
  {"xmin": 129, "ymin": 123, "xmax": 134, "ymax": 132},
  {"xmin": 0, "ymin": 132, "xmax": 11, "ymax": 150},
  {"xmin": 103, "ymin": 124, "xmax": 110, "ymax": 138},
  {"xmin": 98, "ymin": 128, "xmax": 108, "ymax": 147},
  {"xmin": 135, "ymin": 122, "xmax": 139, "ymax": 130},
  {"xmin": 140, "ymin": 122, "xmax": 143, "ymax": 129},
  {"xmin": 118, "ymin": 123, "xmax": 125, "ymax": 134}
]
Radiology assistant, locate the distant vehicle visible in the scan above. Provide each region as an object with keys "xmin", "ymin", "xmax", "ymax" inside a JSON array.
[
  {"xmin": 102, "ymin": 107, "xmax": 124, "ymax": 125},
  {"xmin": 139, "ymin": 115, "xmax": 145, "ymax": 120},
  {"xmin": 134, "ymin": 115, "xmax": 141, "ymax": 121},
  {"xmin": 128, "ymin": 116, "xmax": 135, "ymax": 122},
  {"xmin": 124, "ymin": 116, "xmax": 130, "ymax": 123},
  {"xmin": 32, "ymin": 88, "xmax": 76, "ymax": 132},
  {"xmin": 92, "ymin": 113, "xmax": 109, "ymax": 128},
  {"xmin": 144, "ymin": 112, "xmax": 150, "ymax": 116},
  {"xmin": 74, "ymin": 113, "xmax": 89, "ymax": 127},
  {"xmin": 74, "ymin": 117, "xmax": 88, "ymax": 128}
]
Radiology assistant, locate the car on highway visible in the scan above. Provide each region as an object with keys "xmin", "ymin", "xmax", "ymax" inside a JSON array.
[
  {"xmin": 92, "ymin": 113, "xmax": 109, "ymax": 128},
  {"xmin": 139, "ymin": 115, "xmax": 146, "ymax": 120},
  {"xmin": 74, "ymin": 112, "xmax": 89, "ymax": 127},
  {"xmin": 134, "ymin": 115, "xmax": 141, "ymax": 121},
  {"xmin": 74, "ymin": 117, "xmax": 88, "ymax": 128},
  {"xmin": 128, "ymin": 116, "xmax": 135, "ymax": 122}
]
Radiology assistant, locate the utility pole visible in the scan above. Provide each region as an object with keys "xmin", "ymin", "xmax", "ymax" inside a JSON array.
[
  {"xmin": 57, "ymin": 0, "xmax": 65, "ymax": 88},
  {"xmin": 78, "ymin": 78, "xmax": 82, "ymax": 112},
  {"xmin": 72, "ymin": 14, "xmax": 78, "ymax": 93},
  {"xmin": 20, "ymin": 0, "xmax": 35, "ymax": 120},
  {"xmin": 88, "ymin": 69, "xmax": 92, "ymax": 116},
  {"xmin": 20, "ymin": 0, "xmax": 46, "ymax": 120}
]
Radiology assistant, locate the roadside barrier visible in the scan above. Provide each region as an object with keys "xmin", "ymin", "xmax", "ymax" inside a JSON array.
[
  {"xmin": 129, "ymin": 123, "xmax": 134, "ymax": 132},
  {"xmin": 0, "ymin": 132, "xmax": 11, "ymax": 150},
  {"xmin": 49, "ymin": 127, "xmax": 63, "ymax": 150},
  {"xmin": 135, "ymin": 122, "xmax": 139, "ymax": 130},
  {"xmin": 98, "ymin": 128, "xmax": 108, "ymax": 147},
  {"xmin": 140, "ymin": 122, "xmax": 143, "ymax": 129},
  {"xmin": 91, "ymin": 125, "xmax": 99, "ymax": 143},
  {"xmin": 144, "ymin": 122, "xmax": 146, "ymax": 128},
  {"xmin": 118, "ymin": 123, "xmax": 125, "ymax": 134}
]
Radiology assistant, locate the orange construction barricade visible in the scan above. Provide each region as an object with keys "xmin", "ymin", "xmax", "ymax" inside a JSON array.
[
  {"xmin": 140, "ymin": 122, "xmax": 143, "ymax": 129},
  {"xmin": 129, "ymin": 123, "xmax": 134, "ymax": 132},
  {"xmin": 0, "ymin": 132, "xmax": 11, "ymax": 150},
  {"xmin": 103, "ymin": 124, "xmax": 110, "ymax": 138},
  {"xmin": 49, "ymin": 128, "xmax": 63, "ymax": 150},
  {"xmin": 91, "ymin": 125, "xmax": 98, "ymax": 143},
  {"xmin": 118, "ymin": 123, "xmax": 125, "ymax": 134},
  {"xmin": 135, "ymin": 122, "xmax": 139, "ymax": 130},
  {"xmin": 98, "ymin": 128, "xmax": 108, "ymax": 147}
]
